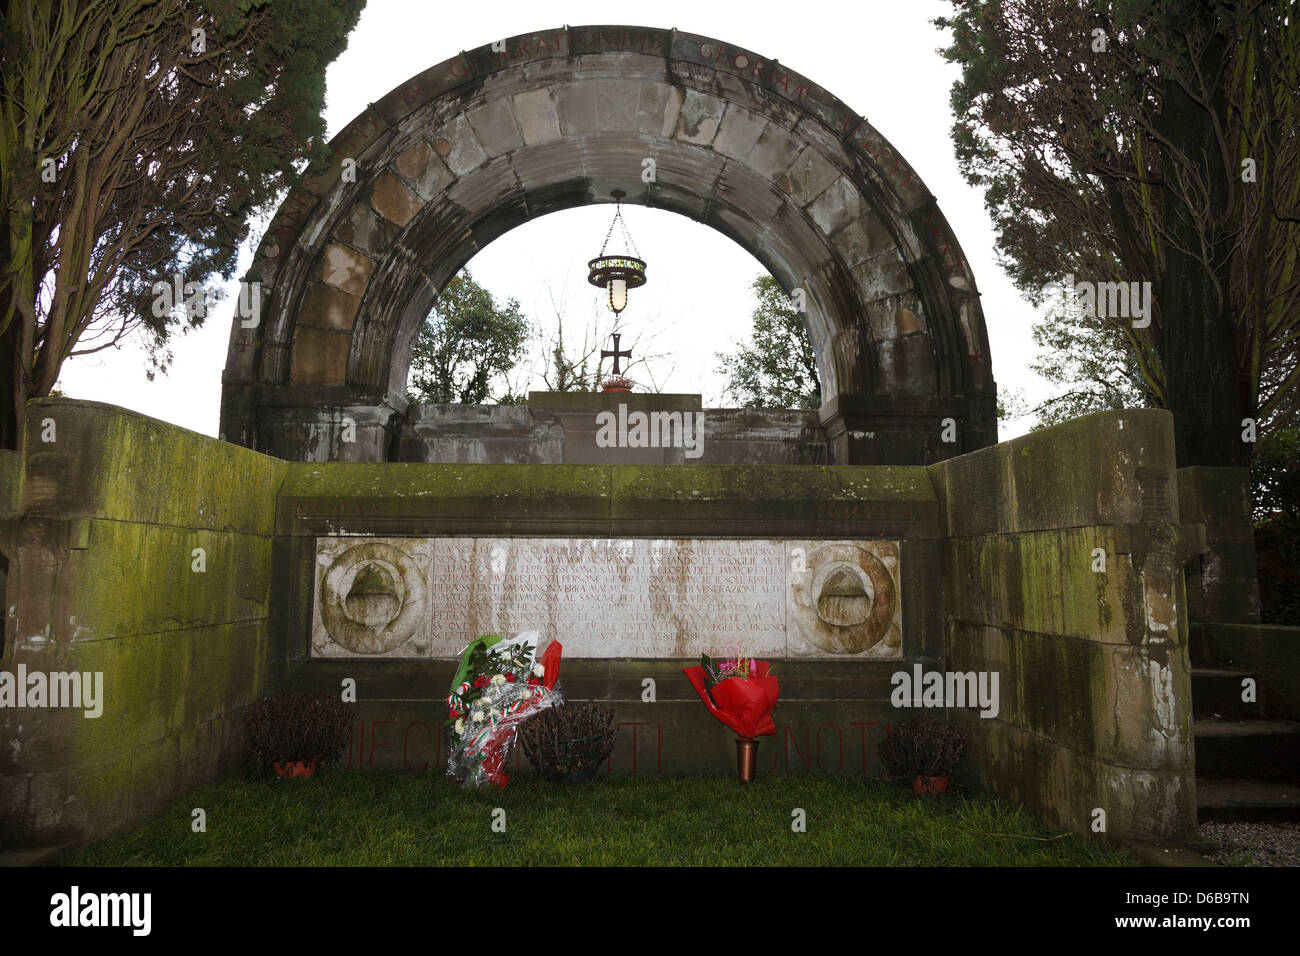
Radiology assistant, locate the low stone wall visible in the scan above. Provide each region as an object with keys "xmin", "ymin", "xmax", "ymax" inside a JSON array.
[
  {"xmin": 1, "ymin": 400, "xmax": 1208, "ymax": 848},
  {"xmin": 928, "ymin": 409, "xmax": 1202, "ymax": 843},
  {"xmin": 0, "ymin": 400, "xmax": 287, "ymax": 848},
  {"xmin": 275, "ymin": 456, "xmax": 945, "ymax": 775},
  {"xmin": 291, "ymin": 660, "xmax": 902, "ymax": 776},
  {"xmin": 399, "ymin": 392, "xmax": 827, "ymax": 465}
]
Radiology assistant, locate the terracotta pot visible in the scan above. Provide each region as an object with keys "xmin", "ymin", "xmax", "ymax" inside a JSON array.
[
  {"xmin": 912, "ymin": 774, "xmax": 950, "ymax": 795},
  {"xmin": 272, "ymin": 759, "xmax": 317, "ymax": 779},
  {"xmin": 735, "ymin": 737, "xmax": 760, "ymax": 784},
  {"xmin": 601, "ymin": 386, "xmax": 631, "ymax": 393}
]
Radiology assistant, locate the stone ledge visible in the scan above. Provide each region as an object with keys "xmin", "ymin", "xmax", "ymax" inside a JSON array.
[{"xmin": 528, "ymin": 391, "xmax": 703, "ymax": 412}]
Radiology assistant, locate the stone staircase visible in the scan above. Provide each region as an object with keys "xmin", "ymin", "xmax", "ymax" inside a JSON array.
[{"xmin": 1192, "ymin": 663, "xmax": 1300, "ymax": 822}]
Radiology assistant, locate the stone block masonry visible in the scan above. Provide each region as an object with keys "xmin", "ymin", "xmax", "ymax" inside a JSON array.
[
  {"xmin": 929, "ymin": 408, "xmax": 1204, "ymax": 843},
  {"xmin": 0, "ymin": 400, "xmax": 287, "ymax": 848},
  {"xmin": 291, "ymin": 659, "xmax": 903, "ymax": 777},
  {"xmin": 219, "ymin": 25, "xmax": 998, "ymax": 463},
  {"xmin": 0, "ymin": 400, "xmax": 1205, "ymax": 848}
]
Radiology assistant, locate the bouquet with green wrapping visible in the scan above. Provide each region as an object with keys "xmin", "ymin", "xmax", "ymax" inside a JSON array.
[{"xmin": 444, "ymin": 631, "xmax": 563, "ymax": 788}]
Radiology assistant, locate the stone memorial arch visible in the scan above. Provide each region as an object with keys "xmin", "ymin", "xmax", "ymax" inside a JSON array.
[
  {"xmin": 3, "ymin": 26, "xmax": 1208, "ymax": 851},
  {"xmin": 219, "ymin": 25, "xmax": 997, "ymax": 463}
]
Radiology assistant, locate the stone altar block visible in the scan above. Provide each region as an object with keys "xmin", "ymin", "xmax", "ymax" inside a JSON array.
[{"xmin": 311, "ymin": 536, "xmax": 902, "ymax": 659}]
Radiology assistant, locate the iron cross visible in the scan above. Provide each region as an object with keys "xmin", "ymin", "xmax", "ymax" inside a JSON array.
[{"xmin": 601, "ymin": 332, "xmax": 632, "ymax": 375}]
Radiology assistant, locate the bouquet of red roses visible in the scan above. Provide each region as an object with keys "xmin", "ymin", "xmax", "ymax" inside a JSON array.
[
  {"xmin": 445, "ymin": 631, "xmax": 563, "ymax": 788},
  {"xmin": 682, "ymin": 651, "xmax": 779, "ymax": 740}
]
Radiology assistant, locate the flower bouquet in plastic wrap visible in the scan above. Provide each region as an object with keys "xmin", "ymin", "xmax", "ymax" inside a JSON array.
[
  {"xmin": 683, "ymin": 648, "xmax": 779, "ymax": 783},
  {"xmin": 444, "ymin": 631, "xmax": 563, "ymax": 789}
]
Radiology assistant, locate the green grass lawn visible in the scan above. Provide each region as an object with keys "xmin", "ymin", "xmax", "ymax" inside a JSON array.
[{"xmin": 64, "ymin": 770, "xmax": 1136, "ymax": 866}]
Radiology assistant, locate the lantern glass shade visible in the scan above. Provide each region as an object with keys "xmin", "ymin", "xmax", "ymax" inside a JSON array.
[
  {"xmin": 587, "ymin": 255, "xmax": 646, "ymax": 315},
  {"xmin": 608, "ymin": 278, "xmax": 628, "ymax": 314}
]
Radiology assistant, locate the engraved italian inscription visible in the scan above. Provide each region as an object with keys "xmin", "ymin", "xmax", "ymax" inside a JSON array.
[{"xmin": 310, "ymin": 537, "xmax": 902, "ymax": 659}]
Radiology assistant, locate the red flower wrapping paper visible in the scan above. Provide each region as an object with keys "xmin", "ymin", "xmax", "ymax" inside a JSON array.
[{"xmin": 683, "ymin": 661, "xmax": 779, "ymax": 740}]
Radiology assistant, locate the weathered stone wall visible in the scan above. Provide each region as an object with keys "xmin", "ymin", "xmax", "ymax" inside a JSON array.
[
  {"xmin": 276, "ymin": 456, "xmax": 943, "ymax": 775},
  {"xmin": 2, "ymin": 400, "xmax": 1207, "ymax": 847},
  {"xmin": 396, "ymin": 392, "xmax": 826, "ymax": 464},
  {"xmin": 0, "ymin": 400, "xmax": 286, "ymax": 848},
  {"xmin": 929, "ymin": 409, "xmax": 1203, "ymax": 843},
  {"xmin": 291, "ymin": 660, "xmax": 903, "ymax": 778},
  {"xmin": 1177, "ymin": 467, "xmax": 1262, "ymax": 623}
]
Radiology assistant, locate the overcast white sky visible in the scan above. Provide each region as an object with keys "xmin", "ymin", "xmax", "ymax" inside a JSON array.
[{"xmin": 58, "ymin": 0, "xmax": 1049, "ymax": 440}]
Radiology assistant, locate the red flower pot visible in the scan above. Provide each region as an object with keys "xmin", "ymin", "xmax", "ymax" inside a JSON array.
[
  {"xmin": 912, "ymin": 775, "xmax": 950, "ymax": 796},
  {"xmin": 273, "ymin": 759, "xmax": 317, "ymax": 779}
]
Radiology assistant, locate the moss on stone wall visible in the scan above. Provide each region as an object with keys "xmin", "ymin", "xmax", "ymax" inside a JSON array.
[
  {"xmin": 2, "ymin": 400, "xmax": 285, "ymax": 848},
  {"xmin": 277, "ymin": 462, "xmax": 939, "ymax": 537},
  {"xmin": 936, "ymin": 408, "xmax": 1197, "ymax": 842},
  {"xmin": 4, "ymin": 400, "xmax": 1201, "ymax": 848},
  {"xmin": 23, "ymin": 398, "xmax": 285, "ymax": 530},
  {"xmin": 282, "ymin": 462, "xmax": 610, "ymax": 501},
  {"xmin": 280, "ymin": 462, "xmax": 932, "ymax": 506},
  {"xmin": 929, "ymin": 408, "xmax": 1177, "ymax": 536}
]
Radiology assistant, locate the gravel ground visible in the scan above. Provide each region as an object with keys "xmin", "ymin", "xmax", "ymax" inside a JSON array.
[{"xmin": 1199, "ymin": 822, "xmax": 1300, "ymax": 866}]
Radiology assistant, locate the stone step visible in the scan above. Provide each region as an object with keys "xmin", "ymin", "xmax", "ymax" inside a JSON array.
[
  {"xmin": 1197, "ymin": 778, "xmax": 1300, "ymax": 822},
  {"xmin": 1194, "ymin": 718, "xmax": 1300, "ymax": 781},
  {"xmin": 1191, "ymin": 667, "xmax": 1263, "ymax": 720}
]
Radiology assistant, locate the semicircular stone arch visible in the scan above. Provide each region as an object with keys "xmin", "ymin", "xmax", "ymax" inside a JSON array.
[{"xmin": 220, "ymin": 25, "xmax": 996, "ymax": 463}]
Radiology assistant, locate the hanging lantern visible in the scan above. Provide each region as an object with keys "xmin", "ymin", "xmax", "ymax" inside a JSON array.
[{"xmin": 587, "ymin": 190, "xmax": 646, "ymax": 315}]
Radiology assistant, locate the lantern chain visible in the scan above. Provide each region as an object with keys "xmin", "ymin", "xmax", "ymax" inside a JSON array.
[{"xmin": 598, "ymin": 201, "xmax": 641, "ymax": 259}]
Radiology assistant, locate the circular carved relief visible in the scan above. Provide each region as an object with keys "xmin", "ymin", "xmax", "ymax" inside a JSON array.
[
  {"xmin": 318, "ymin": 541, "xmax": 426, "ymax": 654},
  {"xmin": 791, "ymin": 544, "xmax": 899, "ymax": 655},
  {"xmin": 813, "ymin": 562, "xmax": 874, "ymax": 628}
]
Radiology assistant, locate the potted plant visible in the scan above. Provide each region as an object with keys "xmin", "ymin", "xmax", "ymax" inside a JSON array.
[
  {"xmin": 244, "ymin": 691, "xmax": 353, "ymax": 779},
  {"xmin": 600, "ymin": 375, "xmax": 634, "ymax": 393},
  {"xmin": 519, "ymin": 701, "xmax": 616, "ymax": 784},
  {"xmin": 877, "ymin": 716, "xmax": 966, "ymax": 795}
]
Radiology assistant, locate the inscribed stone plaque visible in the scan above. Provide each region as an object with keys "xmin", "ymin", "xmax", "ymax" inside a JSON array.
[{"xmin": 310, "ymin": 537, "xmax": 901, "ymax": 659}]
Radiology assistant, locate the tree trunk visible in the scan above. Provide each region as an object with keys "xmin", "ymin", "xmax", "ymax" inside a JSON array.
[
  {"xmin": 0, "ymin": 316, "xmax": 18, "ymax": 452},
  {"xmin": 0, "ymin": 219, "xmax": 21, "ymax": 451},
  {"xmin": 1156, "ymin": 15, "xmax": 1261, "ymax": 624},
  {"xmin": 1156, "ymin": 23, "xmax": 1250, "ymax": 468}
]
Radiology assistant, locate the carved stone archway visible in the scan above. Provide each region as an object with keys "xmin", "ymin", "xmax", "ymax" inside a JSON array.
[{"xmin": 220, "ymin": 25, "xmax": 996, "ymax": 463}]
